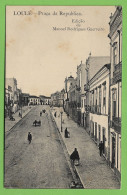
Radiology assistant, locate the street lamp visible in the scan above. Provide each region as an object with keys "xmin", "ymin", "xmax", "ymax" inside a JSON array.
[{"xmin": 60, "ymin": 108, "xmax": 63, "ymax": 132}]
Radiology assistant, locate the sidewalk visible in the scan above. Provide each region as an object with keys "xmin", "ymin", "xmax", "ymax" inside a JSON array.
[
  {"xmin": 51, "ymin": 107, "xmax": 120, "ymax": 189},
  {"xmin": 5, "ymin": 106, "xmax": 33, "ymax": 133}
]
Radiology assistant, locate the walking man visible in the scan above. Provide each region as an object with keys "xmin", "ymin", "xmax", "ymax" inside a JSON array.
[
  {"xmin": 28, "ymin": 132, "xmax": 32, "ymax": 144},
  {"xmin": 99, "ymin": 141, "xmax": 104, "ymax": 156},
  {"xmin": 70, "ymin": 148, "xmax": 80, "ymax": 165}
]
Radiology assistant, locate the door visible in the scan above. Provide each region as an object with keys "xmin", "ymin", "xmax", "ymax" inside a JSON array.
[
  {"xmin": 95, "ymin": 123, "xmax": 97, "ymax": 141},
  {"xmin": 91, "ymin": 121, "xmax": 94, "ymax": 138},
  {"xmin": 112, "ymin": 137, "xmax": 116, "ymax": 168},
  {"xmin": 102, "ymin": 128, "xmax": 105, "ymax": 154},
  {"xmin": 98, "ymin": 125, "xmax": 101, "ymax": 142}
]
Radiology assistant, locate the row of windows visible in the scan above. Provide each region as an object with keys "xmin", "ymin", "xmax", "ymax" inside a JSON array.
[
  {"xmin": 90, "ymin": 83, "xmax": 106, "ymax": 115},
  {"xmin": 90, "ymin": 121, "xmax": 106, "ymax": 150}
]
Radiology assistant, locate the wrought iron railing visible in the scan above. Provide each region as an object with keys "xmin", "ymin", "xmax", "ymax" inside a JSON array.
[{"xmin": 110, "ymin": 116, "xmax": 121, "ymax": 134}]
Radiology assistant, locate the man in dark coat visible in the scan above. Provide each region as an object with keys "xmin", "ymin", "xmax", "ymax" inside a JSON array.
[
  {"xmin": 65, "ymin": 127, "xmax": 69, "ymax": 138},
  {"xmin": 28, "ymin": 132, "xmax": 32, "ymax": 144},
  {"xmin": 99, "ymin": 141, "xmax": 104, "ymax": 156},
  {"xmin": 70, "ymin": 148, "xmax": 80, "ymax": 164}
]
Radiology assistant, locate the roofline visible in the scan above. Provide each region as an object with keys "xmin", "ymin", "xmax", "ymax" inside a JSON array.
[{"xmin": 89, "ymin": 63, "xmax": 110, "ymax": 83}]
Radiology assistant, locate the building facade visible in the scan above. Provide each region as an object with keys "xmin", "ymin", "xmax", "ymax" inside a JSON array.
[
  {"xmin": 21, "ymin": 93, "xmax": 30, "ymax": 106},
  {"xmin": 6, "ymin": 78, "xmax": 19, "ymax": 114},
  {"xmin": 84, "ymin": 55, "xmax": 110, "ymax": 133},
  {"xmin": 67, "ymin": 64, "xmax": 82, "ymax": 124},
  {"xmin": 29, "ymin": 96, "xmax": 40, "ymax": 105},
  {"xmin": 51, "ymin": 90, "xmax": 64, "ymax": 107},
  {"xmin": 108, "ymin": 6, "xmax": 122, "ymax": 179},
  {"xmin": 89, "ymin": 64, "xmax": 110, "ymax": 160},
  {"xmin": 39, "ymin": 95, "xmax": 51, "ymax": 105},
  {"xmin": 64, "ymin": 75, "xmax": 76, "ymax": 113},
  {"xmin": 5, "ymin": 84, "xmax": 13, "ymax": 117}
]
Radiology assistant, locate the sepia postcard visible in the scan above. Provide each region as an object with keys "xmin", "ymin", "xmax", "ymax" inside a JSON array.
[{"xmin": 4, "ymin": 6, "xmax": 122, "ymax": 189}]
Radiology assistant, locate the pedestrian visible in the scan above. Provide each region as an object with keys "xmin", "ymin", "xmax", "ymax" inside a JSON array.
[
  {"xmin": 65, "ymin": 127, "xmax": 70, "ymax": 138},
  {"xmin": 70, "ymin": 148, "xmax": 80, "ymax": 165},
  {"xmin": 54, "ymin": 112, "xmax": 56, "ymax": 117},
  {"xmin": 28, "ymin": 132, "xmax": 32, "ymax": 144},
  {"xmin": 34, "ymin": 119, "xmax": 37, "ymax": 127},
  {"xmin": 99, "ymin": 141, "xmax": 104, "ymax": 156},
  {"xmin": 40, "ymin": 111, "xmax": 42, "ymax": 116}
]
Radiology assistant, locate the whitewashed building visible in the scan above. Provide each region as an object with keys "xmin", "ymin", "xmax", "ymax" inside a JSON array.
[
  {"xmin": 89, "ymin": 64, "xmax": 110, "ymax": 160},
  {"xmin": 29, "ymin": 96, "xmax": 40, "ymax": 105},
  {"xmin": 108, "ymin": 6, "xmax": 122, "ymax": 179}
]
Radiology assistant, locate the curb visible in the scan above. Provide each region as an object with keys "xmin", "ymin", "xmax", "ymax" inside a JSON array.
[{"xmin": 50, "ymin": 110, "xmax": 85, "ymax": 189}]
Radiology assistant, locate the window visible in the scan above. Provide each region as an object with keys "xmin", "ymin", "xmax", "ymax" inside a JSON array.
[
  {"xmin": 82, "ymin": 100, "xmax": 83, "ymax": 108},
  {"xmin": 95, "ymin": 88, "xmax": 97, "ymax": 112},
  {"xmin": 103, "ymin": 84, "xmax": 106, "ymax": 114},
  {"xmin": 92, "ymin": 90, "xmax": 94, "ymax": 112},
  {"xmin": 113, "ymin": 44, "xmax": 117, "ymax": 67},
  {"xmin": 99, "ymin": 86, "xmax": 101, "ymax": 113},
  {"xmin": 102, "ymin": 127, "xmax": 106, "ymax": 154},
  {"xmin": 84, "ymin": 99, "xmax": 86, "ymax": 108},
  {"xmin": 95, "ymin": 122, "xmax": 97, "ymax": 141},
  {"xmin": 112, "ymin": 89, "xmax": 117, "ymax": 118}
]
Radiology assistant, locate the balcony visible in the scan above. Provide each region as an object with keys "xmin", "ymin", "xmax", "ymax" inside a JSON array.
[
  {"xmin": 85, "ymin": 105, "xmax": 90, "ymax": 113},
  {"xmin": 89, "ymin": 105, "xmax": 101, "ymax": 115},
  {"xmin": 97, "ymin": 105, "xmax": 101, "ymax": 114},
  {"xmin": 76, "ymin": 86, "xmax": 81, "ymax": 91},
  {"xmin": 84, "ymin": 84, "xmax": 89, "ymax": 92},
  {"xmin": 110, "ymin": 116, "xmax": 121, "ymax": 134},
  {"xmin": 112, "ymin": 62, "xmax": 122, "ymax": 84}
]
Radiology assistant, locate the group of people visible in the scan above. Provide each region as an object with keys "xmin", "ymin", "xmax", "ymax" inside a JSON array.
[{"xmin": 40, "ymin": 109, "xmax": 46, "ymax": 116}]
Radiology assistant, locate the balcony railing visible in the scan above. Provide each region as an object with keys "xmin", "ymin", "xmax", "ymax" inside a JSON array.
[
  {"xmin": 97, "ymin": 105, "xmax": 101, "ymax": 114},
  {"xmin": 110, "ymin": 116, "xmax": 121, "ymax": 134},
  {"xmin": 84, "ymin": 84, "xmax": 89, "ymax": 92},
  {"xmin": 112, "ymin": 62, "xmax": 122, "ymax": 84},
  {"xmin": 89, "ymin": 105, "xmax": 101, "ymax": 115}
]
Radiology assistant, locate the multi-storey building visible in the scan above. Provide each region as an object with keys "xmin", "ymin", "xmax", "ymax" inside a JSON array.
[
  {"xmin": 68, "ymin": 79, "xmax": 77, "ymax": 121},
  {"xmin": 6, "ymin": 78, "xmax": 18, "ymax": 113},
  {"xmin": 80, "ymin": 61, "xmax": 87, "ymax": 127},
  {"xmin": 67, "ymin": 64, "xmax": 82, "ymax": 124},
  {"xmin": 29, "ymin": 96, "xmax": 40, "ymax": 105},
  {"xmin": 17, "ymin": 88, "xmax": 22, "ymax": 110},
  {"xmin": 5, "ymin": 84, "xmax": 13, "ymax": 117},
  {"xmin": 39, "ymin": 95, "xmax": 51, "ymax": 105},
  {"xmin": 108, "ymin": 6, "xmax": 122, "ymax": 179},
  {"xmin": 51, "ymin": 89, "xmax": 65, "ymax": 107},
  {"xmin": 21, "ymin": 93, "xmax": 30, "ymax": 106},
  {"xmin": 64, "ymin": 75, "xmax": 76, "ymax": 113},
  {"xmin": 84, "ymin": 54, "xmax": 110, "ymax": 132},
  {"xmin": 89, "ymin": 64, "xmax": 110, "ymax": 160}
]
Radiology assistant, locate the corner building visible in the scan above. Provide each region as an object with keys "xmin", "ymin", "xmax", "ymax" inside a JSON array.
[{"xmin": 108, "ymin": 6, "xmax": 122, "ymax": 179}]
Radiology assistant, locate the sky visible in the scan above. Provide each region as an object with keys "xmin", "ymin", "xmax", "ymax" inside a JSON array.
[{"xmin": 6, "ymin": 6, "xmax": 116, "ymax": 96}]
